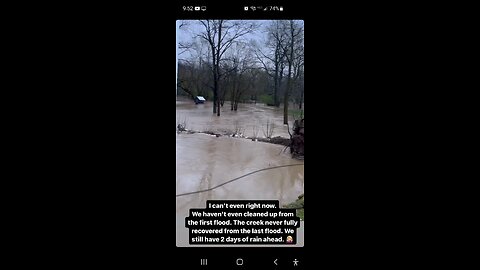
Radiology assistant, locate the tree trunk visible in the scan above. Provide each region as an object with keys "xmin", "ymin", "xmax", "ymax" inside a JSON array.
[
  {"xmin": 273, "ymin": 50, "xmax": 279, "ymax": 106},
  {"xmin": 213, "ymin": 77, "xmax": 217, "ymax": 114},
  {"xmin": 284, "ymin": 20, "xmax": 295, "ymax": 125},
  {"xmin": 212, "ymin": 43, "xmax": 218, "ymax": 114},
  {"xmin": 284, "ymin": 80, "xmax": 290, "ymax": 124},
  {"xmin": 284, "ymin": 52, "xmax": 292, "ymax": 124},
  {"xmin": 299, "ymin": 90, "xmax": 303, "ymax": 109}
]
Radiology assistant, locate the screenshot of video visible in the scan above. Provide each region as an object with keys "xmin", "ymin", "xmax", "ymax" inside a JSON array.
[{"xmin": 176, "ymin": 2, "xmax": 304, "ymax": 268}]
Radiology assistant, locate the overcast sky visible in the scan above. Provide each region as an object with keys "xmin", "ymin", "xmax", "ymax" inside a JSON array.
[
  {"xmin": 176, "ymin": 20, "xmax": 271, "ymax": 40},
  {"xmin": 176, "ymin": 20, "xmax": 304, "ymax": 91},
  {"xmin": 176, "ymin": 20, "xmax": 271, "ymax": 59},
  {"xmin": 176, "ymin": 20, "xmax": 273, "ymax": 90}
]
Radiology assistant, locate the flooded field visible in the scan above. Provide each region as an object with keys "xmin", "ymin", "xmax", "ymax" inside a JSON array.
[
  {"xmin": 176, "ymin": 98, "xmax": 304, "ymax": 247},
  {"xmin": 176, "ymin": 98, "xmax": 300, "ymax": 138}
]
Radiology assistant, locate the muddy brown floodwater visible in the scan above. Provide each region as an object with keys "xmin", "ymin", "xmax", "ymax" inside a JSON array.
[
  {"xmin": 176, "ymin": 98, "xmax": 304, "ymax": 247},
  {"xmin": 176, "ymin": 98, "xmax": 301, "ymax": 138}
]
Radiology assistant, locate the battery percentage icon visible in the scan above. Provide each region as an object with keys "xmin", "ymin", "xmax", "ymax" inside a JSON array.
[
  {"xmin": 194, "ymin": 6, "xmax": 200, "ymax": 11},
  {"xmin": 279, "ymin": 6, "xmax": 283, "ymax": 11}
]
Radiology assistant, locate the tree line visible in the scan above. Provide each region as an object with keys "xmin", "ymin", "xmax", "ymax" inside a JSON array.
[{"xmin": 177, "ymin": 20, "xmax": 304, "ymax": 124}]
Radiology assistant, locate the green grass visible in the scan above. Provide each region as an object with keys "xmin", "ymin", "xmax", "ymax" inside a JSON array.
[
  {"xmin": 290, "ymin": 109, "xmax": 304, "ymax": 119},
  {"xmin": 284, "ymin": 194, "xmax": 304, "ymax": 220},
  {"xmin": 259, "ymin": 94, "xmax": 274, "ymax": 105},
  {"xmin": 296, "ymin": 208, "xmax": 304, "ymax": 220}
]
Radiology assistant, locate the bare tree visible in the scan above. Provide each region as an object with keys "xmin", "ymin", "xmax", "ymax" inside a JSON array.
[
  {"xmin": 177, "ymin": 20, "xmax": 193, "ymax": 56},
  {"xmin": 252, "ymin": 124, "xmax": 259, "ymax": 139},
  {"xmin": 262, "ymin": 119, "xmax": 275, "ymax": 139},
  {"xmin": 233, "ymin": 120, "xmax": 244, "ymax": 136},
  {"xmin": 177, "ymin": 37, "xmax": 216, "ymax": 101},
  {"xmin": 255, "ymin": 21, "xmax": 288, "ymax": 107},
  {"xmin": 198, "ymin": 20, "xmax": 256, "ymax": 116},
  {"xmin": 243, "ymin": 68, "xmax": 260, "ymax": 108},
  {"xmin": 223, "ymin": 42, "xmax": 257, "ymax": 111},
  {"xmin": 190, "ymin": 40, "xmax": 212, "ymax": 99},
  {"xmin": 177, "ymin": 61, "xmax": 196, "ymax": 99},
  {"xmin": 292, "ymin": 45, "xmax": 304, "ymax": 109},
  {"xmin": 281, "ymin": 20, "xmax": 304, "ymax": 124}
]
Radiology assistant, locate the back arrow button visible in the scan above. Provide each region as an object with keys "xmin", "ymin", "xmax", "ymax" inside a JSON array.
[{"xmin": 274, "ymin": 258, "xmax": 278, "ymax": 265}]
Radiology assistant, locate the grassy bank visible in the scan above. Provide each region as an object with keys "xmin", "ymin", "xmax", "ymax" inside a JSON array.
[{"xmin": 284, "ymin": 194, "xmax": 304, "ymax": 220}]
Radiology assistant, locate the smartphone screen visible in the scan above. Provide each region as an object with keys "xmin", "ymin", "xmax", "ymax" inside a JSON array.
[{"xmin": 176, "ymin": 2, "xmax": 304, "ymax": 268}]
